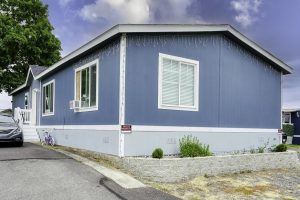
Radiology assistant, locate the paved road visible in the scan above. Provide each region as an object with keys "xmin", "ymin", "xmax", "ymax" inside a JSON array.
[{"xmin": 0, "ymin": 143, "xmax": 178, "ymax": 200}]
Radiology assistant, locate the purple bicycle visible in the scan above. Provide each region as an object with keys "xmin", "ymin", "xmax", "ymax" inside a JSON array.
[{"xmin": 40, "ymin": 130, "xmax": 55, "ymax": 146}]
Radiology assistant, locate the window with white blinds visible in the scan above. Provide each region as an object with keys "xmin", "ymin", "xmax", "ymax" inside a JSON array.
[{"xmin": 158, "ymin": 53, "xmax": 199, "ymax": 111}]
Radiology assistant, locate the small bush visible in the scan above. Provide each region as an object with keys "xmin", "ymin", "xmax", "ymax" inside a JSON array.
[
  {"xmin": 274, "ymin": 144, "xmax": 287, "ymax": 152},
  {"xmin": 257, "ymin": 147, "xmax": 265, "ymax": 153},
  {"xmin": 282, "ymin": 124, "xmax": 294, "ymax": 136},
  {"xmin": 179, "ymin": 135, "xmax": 212, "ymax": 157},
  {"xmin": 152, "ymin": 148, "xmax": 163, "ymax": 159}
]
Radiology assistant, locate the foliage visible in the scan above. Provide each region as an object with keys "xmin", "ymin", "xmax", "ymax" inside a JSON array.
[
  {"xmin": 257, "ymin": 147, "xmax": 264, "ymax": 153},
  {"xmin": 0, "ymin": 0, "xmax": 61, "ymax": 92},
  {"xmin": 282, "ymin": 124, "xmax": 294, "ymax": 137},
  {"xmin": 273, "ymin": 144, "xmax": 287, "ymax": 152},
  {"xmin": 286, "ymin": 144, "xmax": 300, "ymax": 149},
  {"xmin": 179, "ymin": 135, "xmax": 212, "ymax": 157},
  {"xmin": 0, "ymin": 108, "xmax": 12, "ymax": 114},
  {"xmin": 250, "ymin": 148, "xmax": 256, "ymax": 154},
  {"xmin": 152, "ymin": 148, "xmax": 163, "ymax": 159}
]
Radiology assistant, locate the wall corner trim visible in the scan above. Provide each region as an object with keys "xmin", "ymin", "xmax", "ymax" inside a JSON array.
[{"xmin": 118, "ymin": 33, "xmax": 127, "ymax": 157}]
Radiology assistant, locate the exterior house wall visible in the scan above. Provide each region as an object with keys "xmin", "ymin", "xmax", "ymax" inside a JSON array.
[
  {"xmin": 39, "ymin": 40, "xmax": 120, "ymax": 125},
  {"xmin": 11, "ymin": 31, "xmax": 284, "ymax": 156},
  {"xmin": 125, "ymin": 33, "xmax": 281, "ymax": 128},
  {"xmin": 12, "ymin": 89, "xmax": 28, "ymax": 110},
  {"xmin": 291, "ymin": 111, "xmax": 300, "ymax": 144},
  {"xmin": 123, "ymin": 33, "xmax": 281, "ymax": 156}
]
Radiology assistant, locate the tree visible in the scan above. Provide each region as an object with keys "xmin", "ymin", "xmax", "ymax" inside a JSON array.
[{"xmin": 0, "ymin": 0, "xmax": 61, "ymax": 92}]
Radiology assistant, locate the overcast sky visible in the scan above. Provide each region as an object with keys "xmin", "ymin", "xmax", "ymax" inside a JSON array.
[{"xmin": 1, "ymin": 0, "xmax": 299, "ymax": 109}]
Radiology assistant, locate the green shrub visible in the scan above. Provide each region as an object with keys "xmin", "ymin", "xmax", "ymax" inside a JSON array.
[
  {"xmin": 282, "ymin": 124, "xmax": 294, "ymax": 136},
  {"xmin": 179, "ymin": 135, "xmax": 212, "ymax": 157},
  {"xmin": 274, "ymin": 144, "xmax": 287, "ymax": 152},
  {"xmin": 257, "ymin": 147, "xmax": 264, "ymax": 153},
  {"xmin": 152, "ymin": 148, "xmax": 163, "ymax": 159}
]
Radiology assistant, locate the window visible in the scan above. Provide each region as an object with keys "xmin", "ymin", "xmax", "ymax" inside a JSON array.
[
  {"xmin": 42, "ymin": 80, "xmax": 55, "ymax": 116},
  {"xmin": 158, "ymin": 53, "xmax": 199, "ymax": 111},
  {"xmin": 282, "ymin": 113, "xmax": 291, "ymax": 124},
  {"xmin": 24, "ymin": 92, "xmax": 29, "ymax": 109},
  {"xmin": 75, "ymin": 59, "xmax": 98, "ymax": 111}
]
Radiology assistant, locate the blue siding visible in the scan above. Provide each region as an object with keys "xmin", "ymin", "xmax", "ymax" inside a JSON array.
[
  {"xmin": 12, "ymin": 89, "xmax": 28, "ymax": 110},
  {"xmin": 125, "ymin": 33, "xmax": 281, "ymax": 128},
  {"xmin": 40, "ymin": 40, "xmax": 120, "ymax": 125}
]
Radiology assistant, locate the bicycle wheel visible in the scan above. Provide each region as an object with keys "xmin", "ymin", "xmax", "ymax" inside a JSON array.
[{"xmin": 49, "ymin": 137, "xmax": 55, "ymax": 146}]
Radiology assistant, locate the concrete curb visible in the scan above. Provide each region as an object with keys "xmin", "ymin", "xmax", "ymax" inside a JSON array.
[{"xmin": 39, "ymin": 145, "xmax": 146, "ymax": 189}]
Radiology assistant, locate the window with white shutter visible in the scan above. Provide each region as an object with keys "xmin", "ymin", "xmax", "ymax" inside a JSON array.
[{"xmin": 158, "ymin": 53, "xmax": 199, "ymax": 111}]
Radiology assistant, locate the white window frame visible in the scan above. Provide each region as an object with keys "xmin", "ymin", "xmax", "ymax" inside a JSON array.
[
  {"xmin": 42, "ymin": 80, "xmax": 55, "ymax": 116},
  {"xmin": 158, "ymin": 53, "xmax": 199, "ymax": 111},
  {"xmin": 282, "ymin": 112, "xmax": 292, "ymax": 124},
  {"xmin": 74, "ymin": 59, "xmax": 99, "ymax": 112}
]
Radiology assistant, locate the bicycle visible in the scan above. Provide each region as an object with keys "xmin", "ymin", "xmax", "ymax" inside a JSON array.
[{"xmin": 40, "ymin": 130, "xmax": 55, "ymax": 146}]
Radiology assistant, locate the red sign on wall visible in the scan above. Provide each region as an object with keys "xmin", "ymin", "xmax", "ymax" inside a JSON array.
[{"xmin": 121, "ymin": 125, "xmax": 132, "ymax": 133}]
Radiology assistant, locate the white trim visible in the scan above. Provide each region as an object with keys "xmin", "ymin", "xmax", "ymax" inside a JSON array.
[
  {"xmin": 39, "ymin": 81, "xmax": 41, "ymax": 125},
  {"xmin": 32, "ymin": 24, "xmax": 291, "ymax": 83},
  {"xmin": 36, "ymin": 125, "xmax": 119, "ymax": 131},
  {"xmin": 158, "ymin": 53, "xmax": 199, "ymax": 111},
  {"xmin": 42, "ymin": 80, "xmax": 55, "ymax": 116},
  {"xmin": 281, "ymin": 72, "xmax": 283, "ymax": 129},
  {"xmin": 131, "ymin": 125, "xmax": 278, "ymax": 133},
  {"xmin": 118, "ymin": 33, "xmax": 127, "ymax": 157},
  {"xmin": 34, "ymin": 125, "xmax": 278, "ymax": 133},
  {"xmin": 9, "ymin": 67, "xmax": 38, "ymax": 95},
  {"xmin": 293, "ymin": 135, "xmax": 300, "ymax": 138},
  {"xmin": 74, "ymin": 59, "xmax": 99, "ymax": 112},
  {"xmin": 11, "ymin": 24, "xmax": 292, "ymax": 96},
  {"xmin": 226, "ymin": 26, "xmax": 292, "ymax": 74}
]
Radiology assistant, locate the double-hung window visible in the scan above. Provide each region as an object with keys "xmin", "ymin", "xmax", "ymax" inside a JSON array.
[
  {"xmin": 158, "ymin": 53, "xmax": 199, "ymax": 111},
  {"xmin": 42, "ymin": 80, "xmax": 55, "ymax": 116},
  {"xmin": 75, "ymin": 59, "xmax": 98, "ymax": 111}
]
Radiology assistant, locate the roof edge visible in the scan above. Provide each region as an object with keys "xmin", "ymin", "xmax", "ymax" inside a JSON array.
[{"xmin": 8, "ymin": 24, "xmax": 291, "ymax": 94}]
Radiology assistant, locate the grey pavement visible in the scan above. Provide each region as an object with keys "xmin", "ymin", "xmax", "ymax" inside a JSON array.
[{"xmin": 0, "ymin": 143, "xmax": 178, "ymax": 200}]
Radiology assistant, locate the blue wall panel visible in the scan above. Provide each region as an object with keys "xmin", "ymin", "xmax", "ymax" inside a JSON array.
[
  {"xmin": 40, "ymin": 40, "xmax": 120, "ymax": 125},
  {"xmin": 125, "ymin": 33, "xmax": 220, "ymax": 127},
  {"xmin": 125, "ymin": 33, "xmax": 281, "ymax": 128},
  {"xmin": 219, "ymin": 37, "xmax": 281, "ymax": 128},
  {"xmin": 12, "ymin": 89, "xmax": 28, "ymax": 110}
]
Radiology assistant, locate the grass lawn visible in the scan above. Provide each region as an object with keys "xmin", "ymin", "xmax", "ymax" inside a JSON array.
[{"xmin": 287, "ymin": 144, "xmax": 300, "ymax": 149}]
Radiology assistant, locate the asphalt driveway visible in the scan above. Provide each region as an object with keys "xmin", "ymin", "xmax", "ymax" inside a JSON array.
[{"xmin": 0, "ymin": 143, "xmax": 177, "ymax": 200}]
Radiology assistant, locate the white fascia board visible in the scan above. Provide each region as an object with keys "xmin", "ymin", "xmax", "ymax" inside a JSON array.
[
  {"xmin": 282, "ymin": 108, "xmax": 300, "ymax": 112},
  {"xmin": 34, "ymin": 24, "xmax": 292, "ymax": 81},
  {"xmin": 117, "ymin": 24, "xmax": 228, "ymax": 33},
  {"xmin": 9, "ymin": 68, "xmax": 35, "ymax": 95},
  {"xmin": 226, "ymin": 26, "xmax": 292, "ymax": 74},
  {"xmin": 35, "ymin": 25, "xmax": 121, "ymax": 80}
]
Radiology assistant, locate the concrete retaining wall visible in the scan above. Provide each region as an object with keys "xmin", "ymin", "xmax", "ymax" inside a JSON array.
[{"xmin": 120, "ymin": 151, "xmax": 300, "ymax": 182}]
